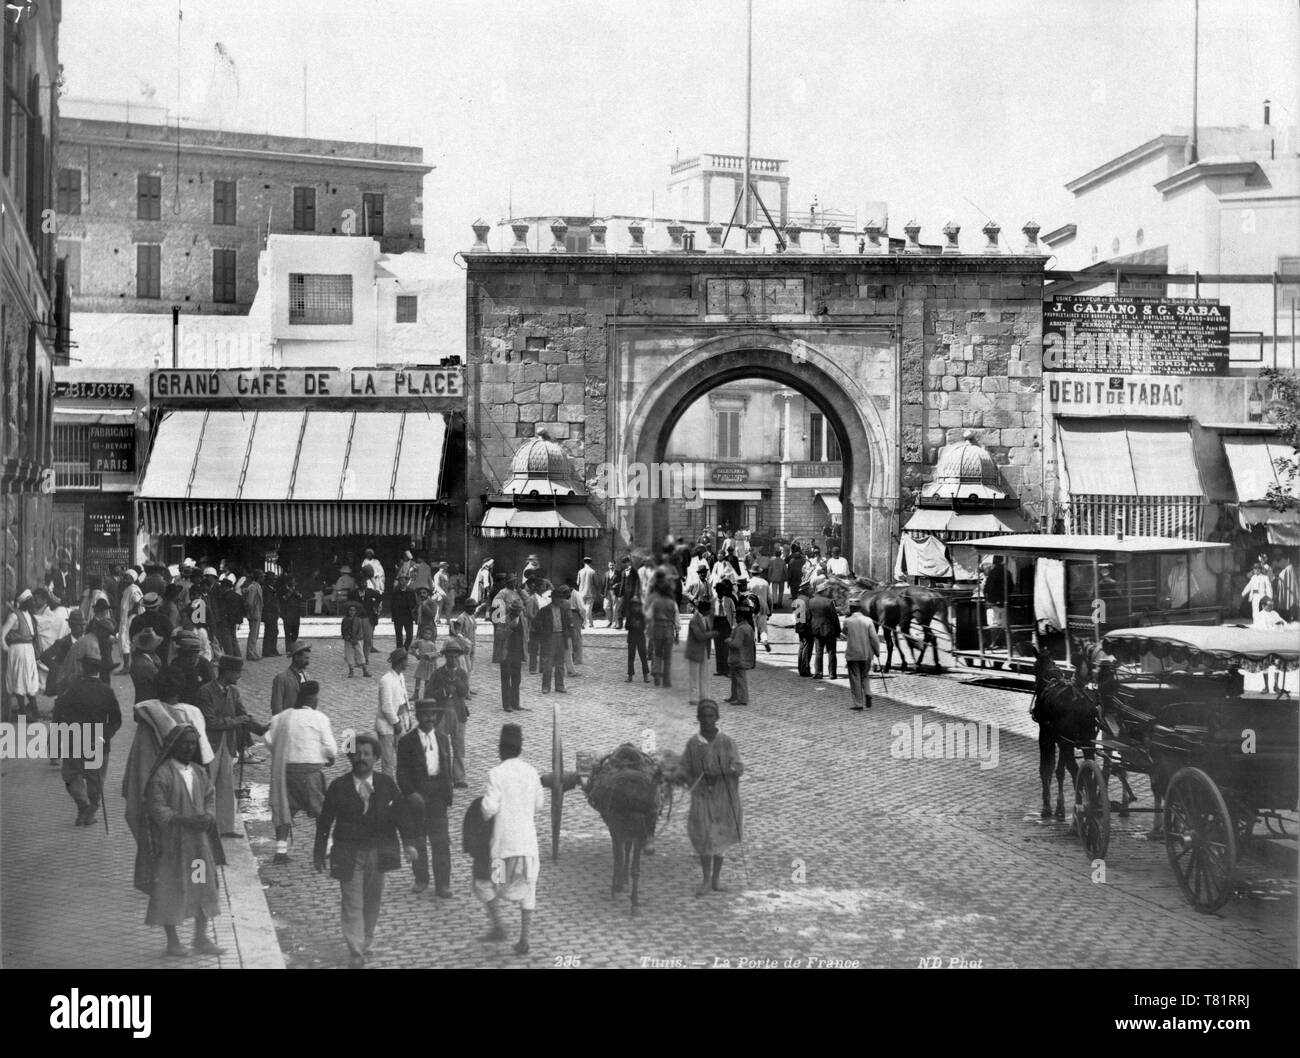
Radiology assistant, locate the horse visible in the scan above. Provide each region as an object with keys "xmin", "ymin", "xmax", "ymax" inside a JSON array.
[
  {"xmin": 1028, "ymin": 639, "xmax": 1102, "ymax": 820},
  {"xmin": 583, "ymin": 744, "xmax": 674, "ymax": 914},
  {"xmin": 897, "ymin": 585, "xmax": 951, "ymax": 671}
]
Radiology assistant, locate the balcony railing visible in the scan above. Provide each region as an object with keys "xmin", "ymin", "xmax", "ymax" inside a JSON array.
[
  {"xmin": 55, "ymin": 461, "xmax": 101, "ymax": 490},
  {"xmin": 670, "ymin": 153, "xmax": 787, "ymax": 175},
  {"xmin": 787, "ymin": 461, "xmax": 843, "ymax": 478}
]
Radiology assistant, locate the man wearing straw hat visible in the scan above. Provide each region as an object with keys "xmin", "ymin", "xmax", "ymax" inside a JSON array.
[
  {"xmin": 397, "ymin": 698, "xmax": 455, "ymax": 897},
  {"xmin": 376, "ymin": 648, "xmax": 413, "ymax": 776},
  {"xmin": 428, "ymin": 639, "xmax": 471, "ymax": 787},
  {"xmin": 129, "ymin": 628, "xmax": 165, "ymax": 704},
  {"xmin": 270, "ymin": 639, "xmax": 312, "ymax": 716}
]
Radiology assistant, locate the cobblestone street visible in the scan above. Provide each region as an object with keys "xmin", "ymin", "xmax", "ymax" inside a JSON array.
[{"xmin": 239, "ymin": 616, "xmax": 1297, "ymax": 970}]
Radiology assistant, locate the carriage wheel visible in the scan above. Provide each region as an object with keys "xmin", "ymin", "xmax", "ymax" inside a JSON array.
[
  {"xmin": 1164, "ymin": 767, "xmax": 1238, "ymax": 913},
  {"xmin": 1074, "ymin": 760, "xmax": 1110, "ymax": 860},
  {"xmin": 1223, "ymin": 792, "xmax": 1257, "ymax": 843}
]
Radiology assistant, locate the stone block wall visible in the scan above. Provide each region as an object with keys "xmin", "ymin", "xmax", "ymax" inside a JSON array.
[{"xmin": 466, "ymin": 233, "xmax": 1047, "ymax": 575}]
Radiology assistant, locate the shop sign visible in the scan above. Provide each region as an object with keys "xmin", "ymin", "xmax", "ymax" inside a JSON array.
[
  {"xmin": 1047, "ymin": 374, "xmax": 1185, "ymax": 413},
  {"xmin": 150, "ymin": 367, "xmax": 463, "ymax": 402},
  {"xmin": 55, "ymin": 381, "xmax": 135, "ymax": 400},
  {"xmin": 711, "ymin": 465, "xmax": 749, "ymax": 484},
  {"xmin": 1043, "ymin": 296, "xmax": 1228, "ymax": 375},
  {"xmin": 88, "ymin": 424, "xmax": 136, "ymax": 473}
]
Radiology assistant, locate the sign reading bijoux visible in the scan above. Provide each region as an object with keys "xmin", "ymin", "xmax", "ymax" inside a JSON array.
[
  {"xmin": 1042, "ymin": 295, "xmax": 1229, "ymax": 376},
  {"xmin": 54, "ymin": 381, "xmax": 136, "ymax": 400},
  {"xmin": 150, "ymin": 367, "xmax": 463, "ymax": 401}
]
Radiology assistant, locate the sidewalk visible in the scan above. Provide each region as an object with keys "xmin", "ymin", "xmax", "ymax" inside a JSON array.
[{"xmin": 0, "ymin": 675, "xmax": 283, "ymax": 969}]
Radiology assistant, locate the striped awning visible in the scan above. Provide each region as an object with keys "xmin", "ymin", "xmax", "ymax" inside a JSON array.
[
  {"xmin": 137, "ymin": 500, "xmax": 435, "ymax": 538},
  {"xmin": 475, "ymin": 505, "xmax": 603, "ymax": 539},
  {"xmin": 137, "ymin": 408, "xmax": 448, "ymax": 501}
]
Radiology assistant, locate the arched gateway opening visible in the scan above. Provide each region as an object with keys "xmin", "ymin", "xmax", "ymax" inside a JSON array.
[{"xmin": 619, "ymin": 335, "xmax": 894, "ymax": 581}]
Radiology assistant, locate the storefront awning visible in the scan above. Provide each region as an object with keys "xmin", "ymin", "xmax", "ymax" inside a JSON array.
[
  {"xmin": 136, "ymin": 409, "xmax": 448, "ymax": 538},
  {"xmin": 698, "ymin": 489, "xmax": 763, "ymax": 501},
  {"xmin": 53, "ymin": 405, "xmax": 137, "ymax": 426},
  {"xmin": 138, "ymin": 409, "xmax": 448, "ymax": 501},
  {"xmin": 475, "ymin": 505, "xmax": 603, "ymax": 539},
  {"xmin": 904, "ymin": 509, "xmax": 1032, "ymax": 534},
  {"xmin": 1222, "ymin": 435, "xmax": 1300, "ymax": 545},
  {"xmin": 1058, "ymin": 419, "xmax": 1202, "ymax": 496},
  {"xmin": 137, "ymin": 500, "xmax": 434, "ymax": 538},
  {"xmin": 814, "ymin": 491, "xmax": 843, "ymax": 518}
]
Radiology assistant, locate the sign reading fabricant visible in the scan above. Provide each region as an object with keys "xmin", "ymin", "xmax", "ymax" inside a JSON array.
[
  {"xmin": 1047, "ymin": 374, "xmax": 1186, "ymax": 413},
  {"xmin": 88, "ymin": 424, "xmax": 136, "ymax": 473},
  {"xmin": 711, "ymin": 465, "xmax": 749, "ymax": 484},
  {"xmin": 705, "ymin": 278, "xmax": 805, "ymax": 316},
  {"xmin": 1042, "ymin": 296, "xmax": 1228, "ymax": 376},
  {"xmin": 150, "ymin": 367, "xmax": 463, "ymax": 401},
  {"xmin": 54, "ymin": 381, "xmax": 136, "ymax": 400}
]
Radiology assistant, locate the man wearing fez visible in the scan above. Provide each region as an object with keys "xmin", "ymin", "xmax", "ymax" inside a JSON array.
[
  {"xmin": 397, "ymin": 699, "xmax": 455, "ymax": 897},
  {"xmin": 169, "ymin": 630, "xmax": 215, "ymax": 707},
  {"xmin": 144, "ymin": 725, "xmax": 226, "ymax": 958},
  {"xmin": 265, "ymin": 680, "xmax": 336, "ymax": 865},
  {"xmin": 270, "ymin": 639, "xmax": 312, "ymax": 716},
  {"xmin": 198, "ymin": 655, "xmax": 268, "ymax": 836},
  {"xmin": 314, "ymin": 733, "xmax": 417, "ymax": 968},
  {"xmin": 478, "ymin": 722, "xmax": 545, "ymax": 956}
]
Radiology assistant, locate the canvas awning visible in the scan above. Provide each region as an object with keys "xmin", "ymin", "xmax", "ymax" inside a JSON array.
[
  {"xmin": 475, "ymin": 504, "xmax": 603, "ymax": 539},
  {"xmin": 698, "ymin": 489, "xmax": 764, "ymax": 502},
  {"xmin": 136, "ymin": 409, "xmax": 448, "ymax": 537},
  {"xmin": 815, "ymin": 490, "xmax": 843, "ymax": 518},
  {"xmin": 903, "ymin": 509, "xmax": 1032, "ymax": 534},
  {"xmin": 1221, "ymin": 434, "xmax": 1300, "ymax": 545},
  {"xmin": 1058, "ymin": 419, "xmax": 1202, "ymax": 496},
  {"xmin": 52, "ymin": 405, "xmax": 137, "ymax": 426}
]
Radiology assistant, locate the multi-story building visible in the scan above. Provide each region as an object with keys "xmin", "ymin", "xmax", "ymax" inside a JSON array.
[
  {"xmin": 55, "ymin": 99, "xmax": 430, "ymax": 315},
  {"xmin": 51, "ymin": 106, "xmax": 443, "ymax": 579},
  {"xmin": 1, "ymin": 1, "xmax": 64, "ymax": 604},
  {"xmin": 56, "ymin": 234, "xmax": 463, "ymax": 581},
  {"xmin": 661, "ymin": 380, "xmax": 846, "ymax": 546}
]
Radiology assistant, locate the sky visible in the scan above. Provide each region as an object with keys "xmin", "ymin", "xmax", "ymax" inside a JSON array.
[{"xmin": 60, "ymin": 0, "xmax": 1300, "ymax": 264}]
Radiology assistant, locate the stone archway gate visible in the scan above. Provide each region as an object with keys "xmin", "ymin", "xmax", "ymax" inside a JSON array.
[{"xmin": 466, "ymin": 238, "xmax": 1048, "ymax": 583}]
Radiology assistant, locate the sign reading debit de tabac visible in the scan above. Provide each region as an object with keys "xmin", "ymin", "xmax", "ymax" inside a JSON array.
[{"xmin": 150, "ymin": 367, "xmax": 463, "ymax": 402}]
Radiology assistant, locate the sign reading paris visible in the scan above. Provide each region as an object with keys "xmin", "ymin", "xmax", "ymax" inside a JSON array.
[{"xmin": 1042, "ymin": 295, "xmax": 1229, "ymax": 376}]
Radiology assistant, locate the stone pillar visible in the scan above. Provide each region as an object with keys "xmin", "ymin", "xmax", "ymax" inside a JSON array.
[
  {"xmin": 982, "ymin": 220, "xmax": 1002, "ymax": 255},
  {"xmin": 510, "ymin": 222, "xmax": 530, "ymax": 252},
  {"xmin": 863, "ymin": 221, "xmax": 885, "ymax": 255},
  {"xmin": 779, "ymin": 182, "xmax": 789, "ymax": 225},
  {"xmin": 628, "ymin": 222, "xmax": 646, "ymax": 253},
  {"xmin": 702, "ymin": 179, "xmax": 712, "ymax": 223},
  {"xmin": 745, "ymin": 223, "xmax": 763, "ymax": 252},
  {"xmin": 782, "ymin": 224, "xmax": 802, "ymax": 253},
  {"xmin": 941, "ymin": 221, "xmax": 961, "ymax": 254},
  {"xmin": 549, "ymin": 219, "xmax": 568, "ymax": 252},
  {"xmin": 589, "ymin": 222, "xmax": 607, "ymax": 253},
  {"xmin": 470, "ymin": 219, "xmax": 491, "ymax": 252},
  {"xmin": 903, "ymin": 220, "xmax": 923, "ymax": 254},
  {"xmin": 705, "ymin": 224, "xmax": 724, "ymax": 253},
  {"xmin": 734, "ymin": 176, "xmax": 745, "ymax": 223},
  {"xmin": 823, "ymin": 224, "xmax": 841, "ymax": 253},
  {"xmin": 1022, "ymin": 220, "xmax": 1042, "ymax": 255},
  {"xmin": 666, "ymin": 223, "xmax": 686, "ymax": 252}
]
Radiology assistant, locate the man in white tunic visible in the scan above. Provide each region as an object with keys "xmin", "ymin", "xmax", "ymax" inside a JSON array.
[{"xmin": 478, "ymin": 723, "xmax": 545, "ymax": 955}]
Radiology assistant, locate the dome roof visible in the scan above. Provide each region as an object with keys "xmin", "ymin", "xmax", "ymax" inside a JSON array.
[
  {"xmin": 920, "ymin": 431, "xmax": 1012, "ymax": 504},
  {"xmin": 510, "ymin": 430, "xmax": 572, "ymax": 479},
  {"xmin": 498, "ymin": 428, "xmax": 586, "ymax": 499}
]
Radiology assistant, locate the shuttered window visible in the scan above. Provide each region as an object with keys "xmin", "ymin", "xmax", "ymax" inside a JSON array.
[
  {"xmin": 362, "ymin": 192, "xmax": 384, "ymax": 236},
  {"xmin": 715, "ymin": 410, "xmax": 741, "ymax": 459},
  {"xmin": 213, "ymin": 179, "xmax": 236, "ymax": 225},
  {"xmin": 137, "ymin": 174, "xmax": 161, "ymax": 220},
  {"xmin": 137, "ymin": 244, "xmax": 161, "ymax": 299},
  {"xmin": 293, "ymin": 186, "xmax": 316, "ymax": 231},
  {"xmin": 212, "ymin": 249, "xmax": 237, "ymax": 303}
]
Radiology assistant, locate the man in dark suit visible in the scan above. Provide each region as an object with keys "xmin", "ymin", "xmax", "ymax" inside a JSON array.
[
  {"xmin": 532, "ymin": 586, "xmax": 573, "ymax": 694},
  {"xmin": 314, "ymin": 733, "xmax": 417, "ymax": 968},
  {"xmin": 269, "ymin": 640, "xmax": 311, "ymax": 715},
  {"xmin": 808, "ymin": 585, "xmax": 842, "ymax": 680},
  {"xmin": 396, "ymin": 700, "xmax": 454, "ymax": 898}
]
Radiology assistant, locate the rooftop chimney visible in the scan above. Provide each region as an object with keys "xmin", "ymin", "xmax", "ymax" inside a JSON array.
[{"xmin": 1264, "ymin": 98, "xmax": 1271, "ymax": 126}]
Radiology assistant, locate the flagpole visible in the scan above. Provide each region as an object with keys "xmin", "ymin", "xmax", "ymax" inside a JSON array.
[{"xmin": 742, "ymin": 0, "xmax": 753, "ymax": 226}]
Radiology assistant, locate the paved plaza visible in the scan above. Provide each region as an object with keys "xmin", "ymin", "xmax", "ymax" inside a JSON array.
[{"xmin": 3, "ymin": 613, "xmax": 1294, "ymax": 970}]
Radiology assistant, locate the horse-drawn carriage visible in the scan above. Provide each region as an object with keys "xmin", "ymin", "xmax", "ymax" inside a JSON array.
[
  {"xmin": 1052, "ymin": 624, "xmax": 1299, "ymax": 913},
  {"xmin": 950, "ymin": 535, "xmax": 1231, "ymax": 674}
]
